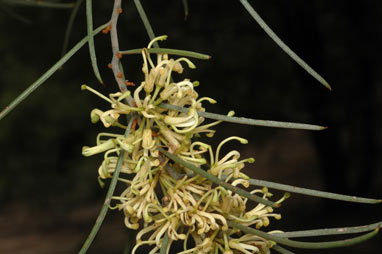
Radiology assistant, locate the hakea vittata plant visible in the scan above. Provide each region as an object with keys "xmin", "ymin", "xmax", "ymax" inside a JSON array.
[{"xmin": 82, "ymin": 36, "xmax": 288, "ymax": 254}]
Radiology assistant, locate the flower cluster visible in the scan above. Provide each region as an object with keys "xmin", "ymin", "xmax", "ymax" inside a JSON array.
[{"xmin": 82, "ymin": 36, "xmax": 286, "ymax": 254}]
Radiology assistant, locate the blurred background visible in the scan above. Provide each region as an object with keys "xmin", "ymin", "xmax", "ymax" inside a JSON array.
[{"xmin": 0, "ymin": 0, "xmax": 381, "ymax": 253}]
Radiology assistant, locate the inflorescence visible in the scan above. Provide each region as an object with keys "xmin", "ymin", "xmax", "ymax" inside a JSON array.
[{"xmin": 82, "ymin": 36, "xmax": 287, "ymax": 254}]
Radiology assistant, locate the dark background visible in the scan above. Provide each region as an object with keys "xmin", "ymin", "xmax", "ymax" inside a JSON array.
[{"xmin": 0, "ymin": 0, "xmax": 381, "ymax": 253}]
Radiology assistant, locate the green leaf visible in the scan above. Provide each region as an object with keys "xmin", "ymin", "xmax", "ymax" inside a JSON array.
[
  {"xmin": 0, "ymin": 22, "xmax": 110, "ymax": 121},
  {"xmin": 79, "ymin": 116, "xmax": 135, "ymax": 254},
  {"xmin": 133, "ymin": 0, "xmax": 158, "ymax": 47},
  {"xmin": 158, "ymin": 147, "xmax": 279, "ymax": 208},
  {"xmin": 158, "ymin": 103, "xmax": 326, "ymax": 131},
  {"xmin": 239, "ymin": 0, "xmax": 331, "ymax": 90},
  {"xmin": 61, "ymin": 0, "xmax": 85, "ymax": 57},
  {"xmin": 246, "ymin": 178, "xmax": 382, "ymax": 204},
  {"xmin": 181, "ymin": 0, "xmax": 189, "ymax": 20},
  {"xmin": 274, "ymin": 222, "xmax": 382, "ymax": 238},
  {"xmin": 86, "ymin": 0, "xmax": 103, "ymax": 84},
  {"xmin": 228, "ymin": 221, "xmax": 379, "ymax": 249},
  {"xmin": 1, "ymin": 0, "xmax": 75, "ymax": 8},
  {"xmin": 159, "ymin": 232, "xmax": 169, "ymax": 254},
  {"xmin": 272, "ymin": 245, "xmax": 295, "ymax": 254},
  {"xmin": 120, "ymin": 48, "xmax": 211, "ymax": 60}
]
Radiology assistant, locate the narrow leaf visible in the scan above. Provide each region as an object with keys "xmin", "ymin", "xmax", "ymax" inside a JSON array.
[
  {"xmin": 247, "ymin": 178, "xmax": 381, "ymax": 204},
  {"xmin": 86, "ymin": 0, "xmax": 103, "ymax": 84},
  {"xmin": 158, "ymin": 103, "xmax": 326, "ymax": 131},
  {"xmin": 61, "ymin": 0, "xmax": 85, "ymax": 57},
  {"xmin": 158, "ymin": 148, "xmax": 279, "ymax": 208},
  {"xmin": 2, "ymin": 0, "xmax": 75, "ymax": 8},
  {"xmin": 120, "ymin": 48, "xmax": 211, "ymax": 60},
  {"xmin": 134, "ymin": 0, "xmax": 158, "ymax": 47},
  {"xmin": 239, "ymin": 0, "xmax": 331, "ymax": 90},
  {"xmin": 228, "ymin": 221, "xmax": 379, "ymax": 249},
  {"xmin": 181, "ymin": 0, "xmax": 189, "ymax": 20},
  {"xmin": 273, "ymin": 222, "xmax": 382, "ymax": 238},
  {"xmin": 0, "ymin": 4, "xmax": 32, "ymax": 23},
  {"xmin": 272, "ymin": 245, "xmax": 295, "ymax": 254},
  {"xmin": 159, "ymin": 232, "xmax": 169, "ymax": 254},
  {"xmin": 0, "ymin": 22, "xmax": 110, "ymax": 121},
  {"xmin": 79, "ymin": 116, "xmax": 135, "ymax": 253}
]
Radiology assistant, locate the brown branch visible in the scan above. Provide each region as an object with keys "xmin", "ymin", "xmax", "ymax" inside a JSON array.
[{"xmin": 109, "ymin": 0, "xmax": 135, "ymax": 106}]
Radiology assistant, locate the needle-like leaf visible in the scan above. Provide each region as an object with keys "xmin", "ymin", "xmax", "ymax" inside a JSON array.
[
  {"xmin": 274, "ymin": 222, "xmax": 382, "ymax": 238},
  {"xmin": 134, "ymin": 0, "xmax": 158, "ymax": 47},
  {"xmin": 181, "ymin": 0, "xmax": 189, "ymax": 20},
  {"xmin": 159, "ymin": 147, "xmax": 279, "ymax": 208},
  {"xmin": 228, "ymin": 221, "xmax": 379, "ymax": 249},
  {"xmin": 79, "ymin": 116, "xmax": 135, "ymax": 254},
  {"xmin": 61, "ymin": 0, "xmax": 85, "ymax": 57},
  {"xmin": 159, "ymin": 232, "xmax": 169, "ymax": 254},
  {"xmin": 0, "ymin": 22, "xmax": 110, "ymax": 121},
  {"xmin": 272, "ymin": 245, "xmax": 295, "ymax": 254},
  {"xmin": 246, "ymin": 178, "xmax": 382, "ymax": 204},
  {"xmin": 2, "ymin": 0, "xmax": 75, "ymax": 8},
  {"xmin": 239, "ymin": 0, "xmax": 331, "ymax": 90},
  {"xmin": 158, "ymin": 103, "xmax": 326, "ymax": 131},
  {"xmin": 120, "ymin": 48, "xmax": 211, "ymax": 60},
  {"xmin": 86, "ymin": 0, "xmax": 103, "ymax": 84}
]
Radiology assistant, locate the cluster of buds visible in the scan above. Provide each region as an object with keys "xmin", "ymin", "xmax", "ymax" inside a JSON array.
[{"xmin": 82, "ymin": 36, "xmax": 286, "ymax": 254}]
